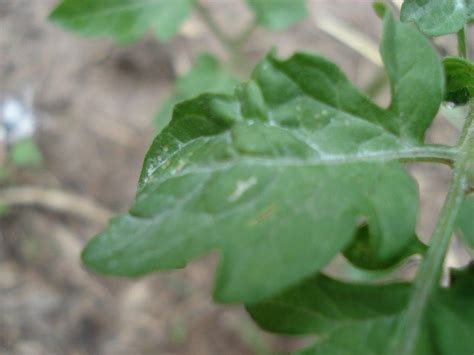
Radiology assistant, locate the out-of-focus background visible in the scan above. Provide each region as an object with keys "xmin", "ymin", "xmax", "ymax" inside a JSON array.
[{"xmin": 0, "ymin": 1, "xmax": 472, "ymax": 354}]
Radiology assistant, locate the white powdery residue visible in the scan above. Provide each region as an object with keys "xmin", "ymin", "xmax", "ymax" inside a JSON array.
[
  {"xmin": 142, "ymin": 165, "xmax": 156, "ymax": 184},
  {"xmin": 228, "ymin": 176, "xmax": 258, "ymax": 202}
]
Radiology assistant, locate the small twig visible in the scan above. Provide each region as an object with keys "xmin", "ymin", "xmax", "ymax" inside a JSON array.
[
  {"xmin": 0, "ymin": 186, "xmax": 113, "ymax": 225},
  {"xmin": 193, "ymin": 0, "xmax": 257, "ymax": 74},
  {"xmin": 194, "ymin": 0, "xmax": 234, "ymax": 51},
  {"xmin": 389, "ymin": 0, "xmax": 403, "ymax": 10},
  {"xmin": 233, "ymin": 18, "xmax": 259, "ymax": 50},
  {"xmin": 314, "ymin": 13, "xmax": 383, "ymax": 67},
  {"xmin": 313, "ymin": 13, "xmax": 386, "ymax": 98}
]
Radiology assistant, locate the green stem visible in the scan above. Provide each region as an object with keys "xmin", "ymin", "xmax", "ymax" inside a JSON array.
[
  {"xmin": 457, "ymin": 27, "xmax": 468, "ymax": 59},
  {"xmin": 393, "ymin": 102, "xmax": 474, "ymax": 355},
  {"xmin": 397, "ymin": 145, "xmax": 458, "ymax": 165}
]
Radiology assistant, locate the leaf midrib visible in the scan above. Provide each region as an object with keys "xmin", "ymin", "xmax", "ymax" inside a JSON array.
[{"xmin": 143, "ymin": 139, "xmax": 457, "ymax": 190}]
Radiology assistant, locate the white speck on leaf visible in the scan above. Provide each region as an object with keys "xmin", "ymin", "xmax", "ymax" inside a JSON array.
[{"xmin": 228, "ymin": 177, "xmax": 258, "ymax": 202}]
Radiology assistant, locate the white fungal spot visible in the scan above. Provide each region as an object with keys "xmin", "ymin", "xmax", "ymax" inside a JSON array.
[
  {"xmin": 144, "ymin": 165, "xmax": 155, "ymax": 182},
  {"xmin": 228, "ymin": 177, "xmax": 258, "ymax": 202}
]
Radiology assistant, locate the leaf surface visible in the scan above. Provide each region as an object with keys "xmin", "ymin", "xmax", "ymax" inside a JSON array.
[
  {"xmin": 444, "ymin": 57, "xmax": 474, "ymax": 105},
  {"xmin": 249, "ymin": 264, "xmax": 474, "ymax": 355},
  {"xmin": 246, "ymin": 274, "xmax": 410, "ymax": 335},
  {"xmin": 401, "ymin": 0, "xmax": 470, "ymax": 36},
  {"xmin": 49, "ymin": 0, "xmax": 193, "ymax": 42},
  {"xmin": 457, "ymin": 195, "xmax": 474, "ymax": 247},
  {"xmin": 246, "ymin": 0, "xmax": 308, "ymax": 30},
  {"xmin": 381, "ymin": 13, "xmax": 444, "ymax": 141},
  {"xmin": 469, "ymin": 0, "xmax": 474, "ymax": 19},
  {"xmin": 155, "ymin": 54, "xmax": 239, "ymax": 129},
  {"xmin": 343, "ymin": 225, "xmax": 426, "ymax": 270},
  {"xmin": 82, "ymin": 13, "xmax": 444, "ymax": 303}
]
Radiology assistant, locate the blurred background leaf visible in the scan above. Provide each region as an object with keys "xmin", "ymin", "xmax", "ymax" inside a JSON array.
[
  {"xmin": 50, "ymin": 0, "xmax": 194, "ymax": 42},
  {"xmin": 10, "ymin": 138, "xmax": 43, "ymax": 167},
  {"xmin": 401, "ymin": 0, "xmax": 471, "ymax": 36},
  {"xmin": 246, "ymin": 0, "xmax": 308, "ymax": 30},
  {"xmin": 155, "ymin": 53, "xmax": 239, "ymax": 130}
]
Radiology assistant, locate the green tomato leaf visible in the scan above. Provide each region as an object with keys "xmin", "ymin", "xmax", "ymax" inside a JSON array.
[
  {"xmin": 381, "ymin": 12, "xmax": 444, "ymax": 141},
  {"xmin": 443, "ymin": 57, "xmax": 474, "ymax": 105},
  {"xmin": 82, "ymin": 13, "xmax": 444, "ymax": 303},
  {"xmin": 343, "ymin": 225, "xmax": 427, "ymax": 270},
  {"xmin": 246, "ymin": 0, "xmax": 308, "ymax": 30},
  {"xmin": 49, "ymin": 0, "xmax": 193, "ymax": 42},
  {"xmin": 401, "ymin": 0, "xmax": 470, "ymax": 36},
  {"xmin": 249, "ymin": 264, "xmax": 474, "ymax": 355},
  {"xmin": 246, "ymin": 274, "xmax": 410, "ymax": 335},
  {"xmin": 457, "ymin": 195, "xmax": 474, "ymax": 247},
  {"xmin": 155, "ymin": 54, "xmax": 240, "ymax": 130}
]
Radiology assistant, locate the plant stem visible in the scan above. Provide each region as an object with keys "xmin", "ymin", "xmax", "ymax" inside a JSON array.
[
  {"xmin": 393, "ymin": 102, "xmax": 474, "ymax": 354},
  {"xmin": 229, "ymin": 19, "xmax": 258, "ymax": 72},
  {"xmin": 194, "ymin": 0, "xmax": 257, "ymax": 73},
  {"xmin": 194, "ymin": 1, "xmax": 234, "ymax": 51},
  {"xmin": 457, "ymin": 27, "xmax": 468, "ymax": 59},
  {"xmin": 234, "ymin": 19, "xmax": 258, "ymax": 50},
  {"xmin": 397, "ymin": 145, "xmax": 458, "ymax": 165}
]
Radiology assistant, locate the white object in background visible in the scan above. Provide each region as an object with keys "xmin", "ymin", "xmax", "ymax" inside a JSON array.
[{"xmin": 0, "ymin": 95, "xmax": 37, "ymax": 144}]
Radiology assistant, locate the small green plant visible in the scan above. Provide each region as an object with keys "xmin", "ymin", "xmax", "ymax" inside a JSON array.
[
  {"xmin": 0, "ymin": 96, "xmax": 43, "ymax": 216},
  {"xmin": 9, "ymin": 138, "xmax": 43, "ymax": 167},
  {"xmin": 50, "ymin": 0, "xmax": 474, "ymax": 353}
]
